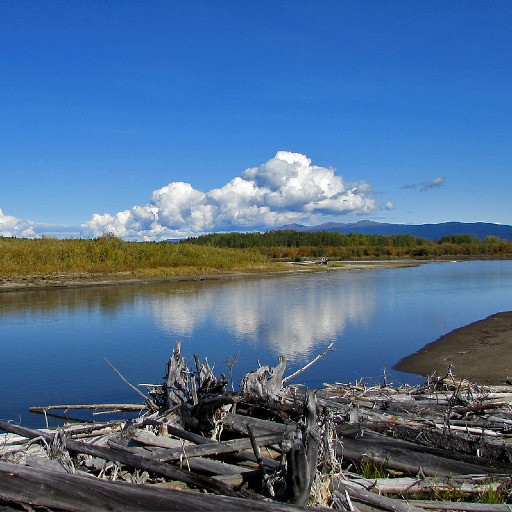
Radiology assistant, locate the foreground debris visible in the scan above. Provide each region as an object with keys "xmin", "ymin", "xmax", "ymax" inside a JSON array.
[{"xmin": 2, "ymin": 346, "xmax": 512, "ymax": 511}]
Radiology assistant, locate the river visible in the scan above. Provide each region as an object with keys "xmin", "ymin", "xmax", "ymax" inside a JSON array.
[{"xmin": 1, "ymin": 260, "xmax": 511, "ymax": 426}]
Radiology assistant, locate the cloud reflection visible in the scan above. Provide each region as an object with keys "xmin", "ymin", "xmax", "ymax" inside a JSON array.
[{"xmin": 150, "ymin": 274, "xmax": 376, "ymax": 359}]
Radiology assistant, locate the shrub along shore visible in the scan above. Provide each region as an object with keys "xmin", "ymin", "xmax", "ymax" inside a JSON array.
[{"xmin": 0, "ymin": 235, "xmax": 280, "ymax": 278}]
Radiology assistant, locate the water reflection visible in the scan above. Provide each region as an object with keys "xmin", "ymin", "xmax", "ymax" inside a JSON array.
[
  {"xmin": 2, "ymin": 261, "xmax": 511, "ymax": 428},
  {"xmin": 0, "ymin": 273, "xmax": 377, "ymax": 363},
  {"xmin": 150, "ymin": 274, "xmax": 376, "ymax": 358},
  {"xmin": 0, "ymin": 285, "xmax": 139, "ymax": 318},
  {"xmin": 0, "ymin": 274, "xmax": 376, "ymax": 360}
]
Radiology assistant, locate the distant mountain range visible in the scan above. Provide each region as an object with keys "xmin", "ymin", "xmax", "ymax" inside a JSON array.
[{"xmin": 276, "ymin": 220, "xmax": 512, "ymax": 241}]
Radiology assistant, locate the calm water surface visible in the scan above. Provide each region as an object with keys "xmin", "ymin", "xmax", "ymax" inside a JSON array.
[{"xmin": 1, "ymin": 260, "xmax": 511, "ymax": 426}]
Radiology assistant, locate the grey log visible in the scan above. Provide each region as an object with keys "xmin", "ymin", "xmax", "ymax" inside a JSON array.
[
  {"xmin": 0, "ymin": 460, "xmax": 331, "ymax": 512},
  {"xmin": 337, "ymin": 431, "xmax": 500, "ymax": 477},
  {"xmin": 0, "ymin": 420, "xmax": 240, "ymax": 497},
  {"xmin": 333, "ymin": 481, "xmax": 426, "ymax": 512}
]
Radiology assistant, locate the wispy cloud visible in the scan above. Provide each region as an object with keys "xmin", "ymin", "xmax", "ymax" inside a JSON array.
[
  {"xmin": 0, "ymin": 209, "xmax": 80, "ymax": 238},
  {"xmin": 34, "ymin": 224, "xmax": 82, "ymax": 238},
  {"xmin": 81, "ymin": 151, "xmax": 379, "ymax": 240},
  {"xmin": 385, "ymin": 201, "xmax": 396, "ymax": 210},
  {"xmin": 401, "ymin": 177, "xmax": 446, "ymax": 192},
  {"xmin": 420, "ymin": 177, "xmax": 445, "ymax": 192}
]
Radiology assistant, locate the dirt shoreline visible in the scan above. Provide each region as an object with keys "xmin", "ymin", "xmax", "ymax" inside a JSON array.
[
  {"xmin": 0, "ymin": 259, "xmax": 422, "ymax": 293},
  {"xmin": 395, "ymin": 311, "xmax": 512, "ymax": 385}
]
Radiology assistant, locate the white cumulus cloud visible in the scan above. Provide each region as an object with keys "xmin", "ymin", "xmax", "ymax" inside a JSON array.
[
  {"xmin": 0, "ymin": 209, "xmax": 37, "ymax": 237},
  {"xmin": 82, "ymin": 151, "xmax": 379, "ymax": 240}
]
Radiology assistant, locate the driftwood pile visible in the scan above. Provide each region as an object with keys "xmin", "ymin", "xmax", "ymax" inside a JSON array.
[{"xmin": 2, "ymin": 345, "xmax": 512, "ymax": 511}]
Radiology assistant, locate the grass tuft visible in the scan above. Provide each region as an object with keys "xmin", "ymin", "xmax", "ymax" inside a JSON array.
[
  {"xmin": 478, "ymin": 486, "xmax": 506, "ymax": 504},
  {"xmin": 356, "ymin": 458, "xmax": 389, "ymax": 479}
]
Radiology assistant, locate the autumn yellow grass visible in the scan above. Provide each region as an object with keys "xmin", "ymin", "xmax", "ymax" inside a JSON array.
[{"xmin": 0, "ymin": 236, "xmax": 281, "ymax": 278}]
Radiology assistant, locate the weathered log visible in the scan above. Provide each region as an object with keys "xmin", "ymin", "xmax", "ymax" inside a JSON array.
[
  {"xmin": 176, "ymin": 455, "xmax": 257, "ymax": 477},
  {"xmin": 104, "ymin": 357, "xmax": 157, "ymax": 409},
  {"xmin": 193, "ymin": 393, "xmax": 240, "ymax": 411},
  {"xmin": 25, "ymin": 455, "xmax": 68, "ymax": 473},
  {"xmin": 283, "ymin": 343, "xmax": 334, "ymax": 384},
  {"xmin": 241, "ymin": 356, "xmax": 287, "ymax": 399},
  {"xmin": 222, "ymin": 412, "xmax": 297, "ymax": 436},
  {"xmin": 433, "ymin": 424, "xmax": 501, "ymax": 437},
  {"xmin": 212, "ymin": 470, "xmax": 264, "ymax": 487},
  {"xmin": 107, "ymin": 438, "xmax": 251, "ymax": 476},
  {"xmin": 332, "ymin": 480, "xmax": 426, "ymax": 512},
  {"xmin": 185, "ymin": 393, "xmax": 238, "ymax": 435},
  {"xmin": 343, "ymin": 475, "xmax": 508, "ymax": 495},
  {"xmin": 234, "ymin": 395, "xmax": 304, "ymax": 423},
  {"xmin": 336, "ymin": 432, "xmax": 498, "ymax": 477},
  {"xmin": 0, "ymin": 421, "xmax": 242, "ymax": 497},
  {"xmin": 137, "ymin": 421, "xmax": 281, "ymax": 470},
  {"xmin": 164, "ymin": 340, "xmax": 190, "ymax": 408},
  {"xmin": 304, "ymin": 390, "xmax": 319, "ymax": 487},
  {"xmin": 286, "ymin": 390, "xmax": 319, "ymax": 506},
  {"xmin": 164, "ymin": 422, "xmax": 215, "ymax": 445},
  {"xmin": 487, "ymin": 414, "xmax": 512, "ymax": 426},
  {"xmin": 451, "ymin": 402, "xmax": 507, "ymax": 416},
  {"xmin": 29, "ymin": 408, "xmax": 96, "ymax": 424},
  {"xmin": 413, "ymin": 392, "xmax": 512, "ymax": 401},
  {"xmin": 248, "ymin": 423, "xmax": 275, "ymax": 497},
  {"xmin": 286, "ymin": 438, "xmax": 310, "ymax": 505},
  {"xmin": 133, "ymin": 430, "xmax": 282, "ymax": 460},
  {"xmin": 267, "ymin": 355, "xmax": 287, "ymax": 397},
  {"xmin": 366, "ymin": 420, "xmax": 512, "ymax": 469},
  {"xmin": 331, "ymin": 490, "xmax": 364, "ymax": 512},
  {"xmin": 194, "ymin": 353, "xmax": 218, "ymax": 395},
  {"xmin": 409, "ymin": 500, "xmax": 512, "ymax": 511},
  {"xmin": 132, "ymin": 430, "xmax": 188, "ymax": 449},
  {"xmin": 479, "ymin": 385, "xmax": 512, "ymax": 393},
  {"xmin": 1, "ymin": 420, "xmax": 122, "ymax": 444},
  {"xmin": 335, "ymin": 423, "xmax": 362, "ymax": 438},
  {"xmin": 29, "ymin": 403, "xmax": 147, "ymax": 412},
  {"xmin": 0, "ymin": 460, "xmax": 330, "ymax": 512}
]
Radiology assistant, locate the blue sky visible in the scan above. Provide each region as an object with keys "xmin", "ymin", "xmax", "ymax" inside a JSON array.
[{"xmin": 1, "ymin": 1, "xmax": 511, "ymax": 239}]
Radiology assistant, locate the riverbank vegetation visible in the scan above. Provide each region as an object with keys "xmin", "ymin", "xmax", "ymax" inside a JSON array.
[
  {"xmin": 0, "ymin": 235, "xmax": 278, "ymax": 277},
  {"xmin": 1, "ymin": 230, "xmax": 510, "ymax": 279},
  {"xmin": 184, "ymin": 230, "xmax": 512, "ymax": 260}
]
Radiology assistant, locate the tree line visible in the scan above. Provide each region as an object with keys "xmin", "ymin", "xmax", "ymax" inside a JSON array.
[{"xmin": 182, "ymin": 230, "xmax": 512, "ymax": 260}]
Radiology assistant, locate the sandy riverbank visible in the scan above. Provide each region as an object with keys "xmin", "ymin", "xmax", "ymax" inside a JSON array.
[
  {"xmin": 395, "ymin": 311, "xmax": 512, "ymax": 385},
  {"xmin": 0, "ymin": 259, "xmax": 421, "ymax": 293}
]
